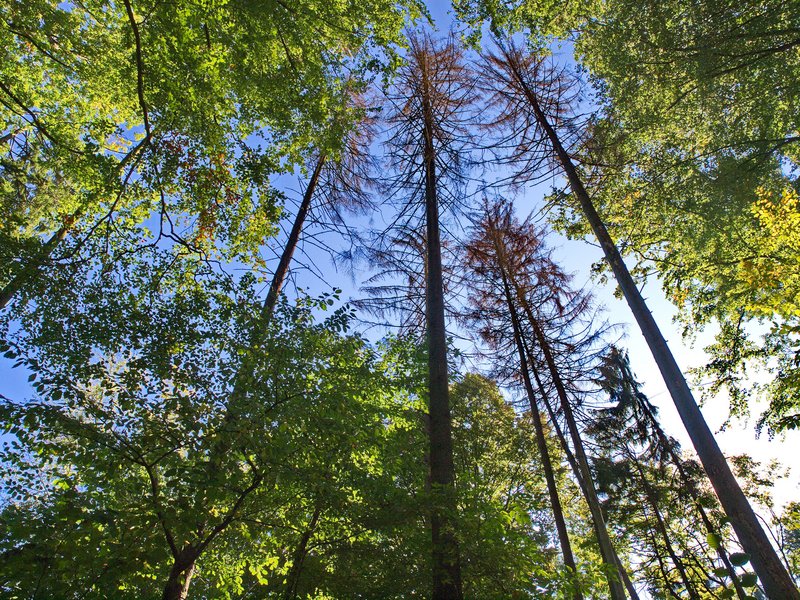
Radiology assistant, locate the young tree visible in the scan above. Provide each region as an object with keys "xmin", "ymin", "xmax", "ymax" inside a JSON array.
[
  {"xmin": 594, "ymin": 348, "xmax": 752, "ymax": 599},
  {"xmin": 480, "ymin": 41, "xmax": 799, "ymax": 599}
]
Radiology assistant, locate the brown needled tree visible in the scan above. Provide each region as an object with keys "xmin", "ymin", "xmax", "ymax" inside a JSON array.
[
  {"xmin": 377, "ymin": 31, "xmax": 482, "ymax": 599},
  {"xmin": 464, "ymin": 203, "xmax": 582, "ymax": 599},
  {"xmin": 481, "ymin": 39, "xmax": 800, "ymax": 600},
  {"xmin": 464, "ymin": 201, "xmax": 632, "ymax": 600}
]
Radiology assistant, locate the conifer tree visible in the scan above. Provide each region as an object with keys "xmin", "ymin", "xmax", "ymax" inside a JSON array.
[
  {"xmin": 464, "ymin": 202, "xmax": 632, "ymax": 599},
  {"xmin": 379, "ymin": 32, "xmax": 480, "ymax": 598}
]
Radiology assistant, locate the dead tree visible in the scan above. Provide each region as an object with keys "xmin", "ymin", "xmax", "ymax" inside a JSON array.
[
  {"xmin": 374, "ymin": 31, "xmax": 483, "ymax": 599},
  {"xmin": 464, "ymin": 201, "xmax": 633, "ymax": 599}
]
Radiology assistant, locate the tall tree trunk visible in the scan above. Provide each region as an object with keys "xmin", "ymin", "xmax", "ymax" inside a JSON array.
[
  {"xmin": 529, "ymin": 354, "xmax": 643, "ymax": 600},
  {"xmin": 260, "ymin": 155, "xmax": 326, "ymax": 331},
  {"xmin": 502, "ymin": 274, "xmax": 583, "ymax": 600},
  {"xmin": 512, "ymin": 295, "xmax": 628, "ymax": 600},
  {"xmin": 421, "ymin": 55, "xmax": 463, "ymax": 600},
  {"xmin": 211, "ymin": 155, "xmax": 327, "ymax": 456},
  {"xmin": 504, "ymin": 48, "xmax": 800, "ymax": 600}
]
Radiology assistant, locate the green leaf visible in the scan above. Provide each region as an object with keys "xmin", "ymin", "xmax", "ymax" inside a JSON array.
[
  {"xmin": 730, "ymin": 552, "xmax": 751, "ymax": 567},
  {"xmin": 740, "ymin": 572, "xmax": 758, "ymax": 587},
  {"xmin": 707, "ymin": 532, "xmax": 722, "ymax": 549}
]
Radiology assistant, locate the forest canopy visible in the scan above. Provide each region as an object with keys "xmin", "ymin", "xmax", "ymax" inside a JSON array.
[{"xmin": 0, "ymin": 0, "xmax": 798, "ymax": 599}]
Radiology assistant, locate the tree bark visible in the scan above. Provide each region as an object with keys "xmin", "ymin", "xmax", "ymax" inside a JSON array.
[
  {"xmin": 421, "ymin": 54, "xmax": 463, "ymax": 600},
  {"xmin": 162, "ymin": 551, "xmax": 198, "ymax": 600},
  {"xmin": 502, "ymin": 273, "xmax": 583, "ymax": 600},
  {"xmin": 504, "ymin": 46, "xmax": 800, "ymax": 600},
  {"xmin": 260, "ymin": 155, "xmax": 326, "ymax": 332}
]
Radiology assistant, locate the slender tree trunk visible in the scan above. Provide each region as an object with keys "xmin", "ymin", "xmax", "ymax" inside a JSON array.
[
  {"xmin": 260, "ymin": 155, "xmax": 326, "ymax": 330},
  {"xmin": 502, "ymin": 275, "xmax": 583, "ymax": 600},
  {"xmin": 643, "ymin": 513, "xmax": 683, "ymax": 600},
  {"xmin": 610, "ymin": 544, "xmax": 640, "ymax": 600},
  {"xmin": 283, "ymin": 504, "xmax": 322, "ymax": 600},
  {"xmin": 421, "ymin": 57, "xmax": 463, "ymax": 600},
  {"xmin": 642, "ymin": 407, "xmax": 749, "ymax": 599},
  {"xmin": 211, "ymin": 155, "xmax": 327, "ymax": 455},
  {"xmin": 514, "ymin": 292, "xmax": 629, "ymax": 600},
  {"xmin": 630, "ymin": 455, "xmax": 699, "ymax": 599},
  {"xmin": 505, "ymin": 49, "xmax": 800, "ymax": 600},
  {"xmin": 525, "ymin": 354, "xmax": 640, "ymax": 600}
]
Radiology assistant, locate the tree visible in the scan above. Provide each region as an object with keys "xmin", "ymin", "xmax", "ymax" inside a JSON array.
[
  {"xmin": 378, "ymin": 31, "xmax": 481, "ymax": 598},
  {"xmin": 0, "ymin": 0, "xmax": 422, "ymax": 310},
  {"xmin": 596, "ymin": 348, "xmax": 758, "ymax": 597},
  {"xmin": 0, "ymin": 241, "xmax": 420, "ymax": 599},
  {"xmin": 464, "ymin": 201, "xmax": 633, "ymax": 599},
  {"xmin": 479, "ymin": 40, "xmax": 799, "ymax": 599},
  {"xmin": 450, "ymin": 373, "xmax": 560, "ymax": 598}
]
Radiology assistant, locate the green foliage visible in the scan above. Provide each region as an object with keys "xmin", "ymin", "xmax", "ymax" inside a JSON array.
[
  {"xmin": 568, "ymin": 0, "xmax": 800, "ymax": 431},
  {"xmin": 591, "ymin": 348, "xmax": 747, "ymax": 598},
  {"xmin": 450, "ymin": 374, "xmax": 556, "ymax": 597},
  {"xmin": 1, "ymin": 0, "xmax": 422, "ymax": 299},
  {"xmin": 0, "ymin": 244, "xmax": 419, "ymax": 597}
]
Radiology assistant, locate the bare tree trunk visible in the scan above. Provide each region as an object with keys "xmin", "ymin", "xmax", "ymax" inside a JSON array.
[
  {"xmin": 533, "ymin": 366, "xmax": 641, "ymax": 600},
  {"xmin": 260, "ymin": 155, "xmax": 326, "ymax": 330},
  {"xmin": 502, "ymin": 273, "xmax": 583, "ymax": 600},
  {"xmin": 513, "ymin": 299, "xmax": 628, "ymax": 600},
  {"xmin": 421, "ymin": 54, "xmax": 463, "ymax": 600},
  {"xmin": 504, "ymin": 47, "xmax": 800, "ymax": 600}
]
